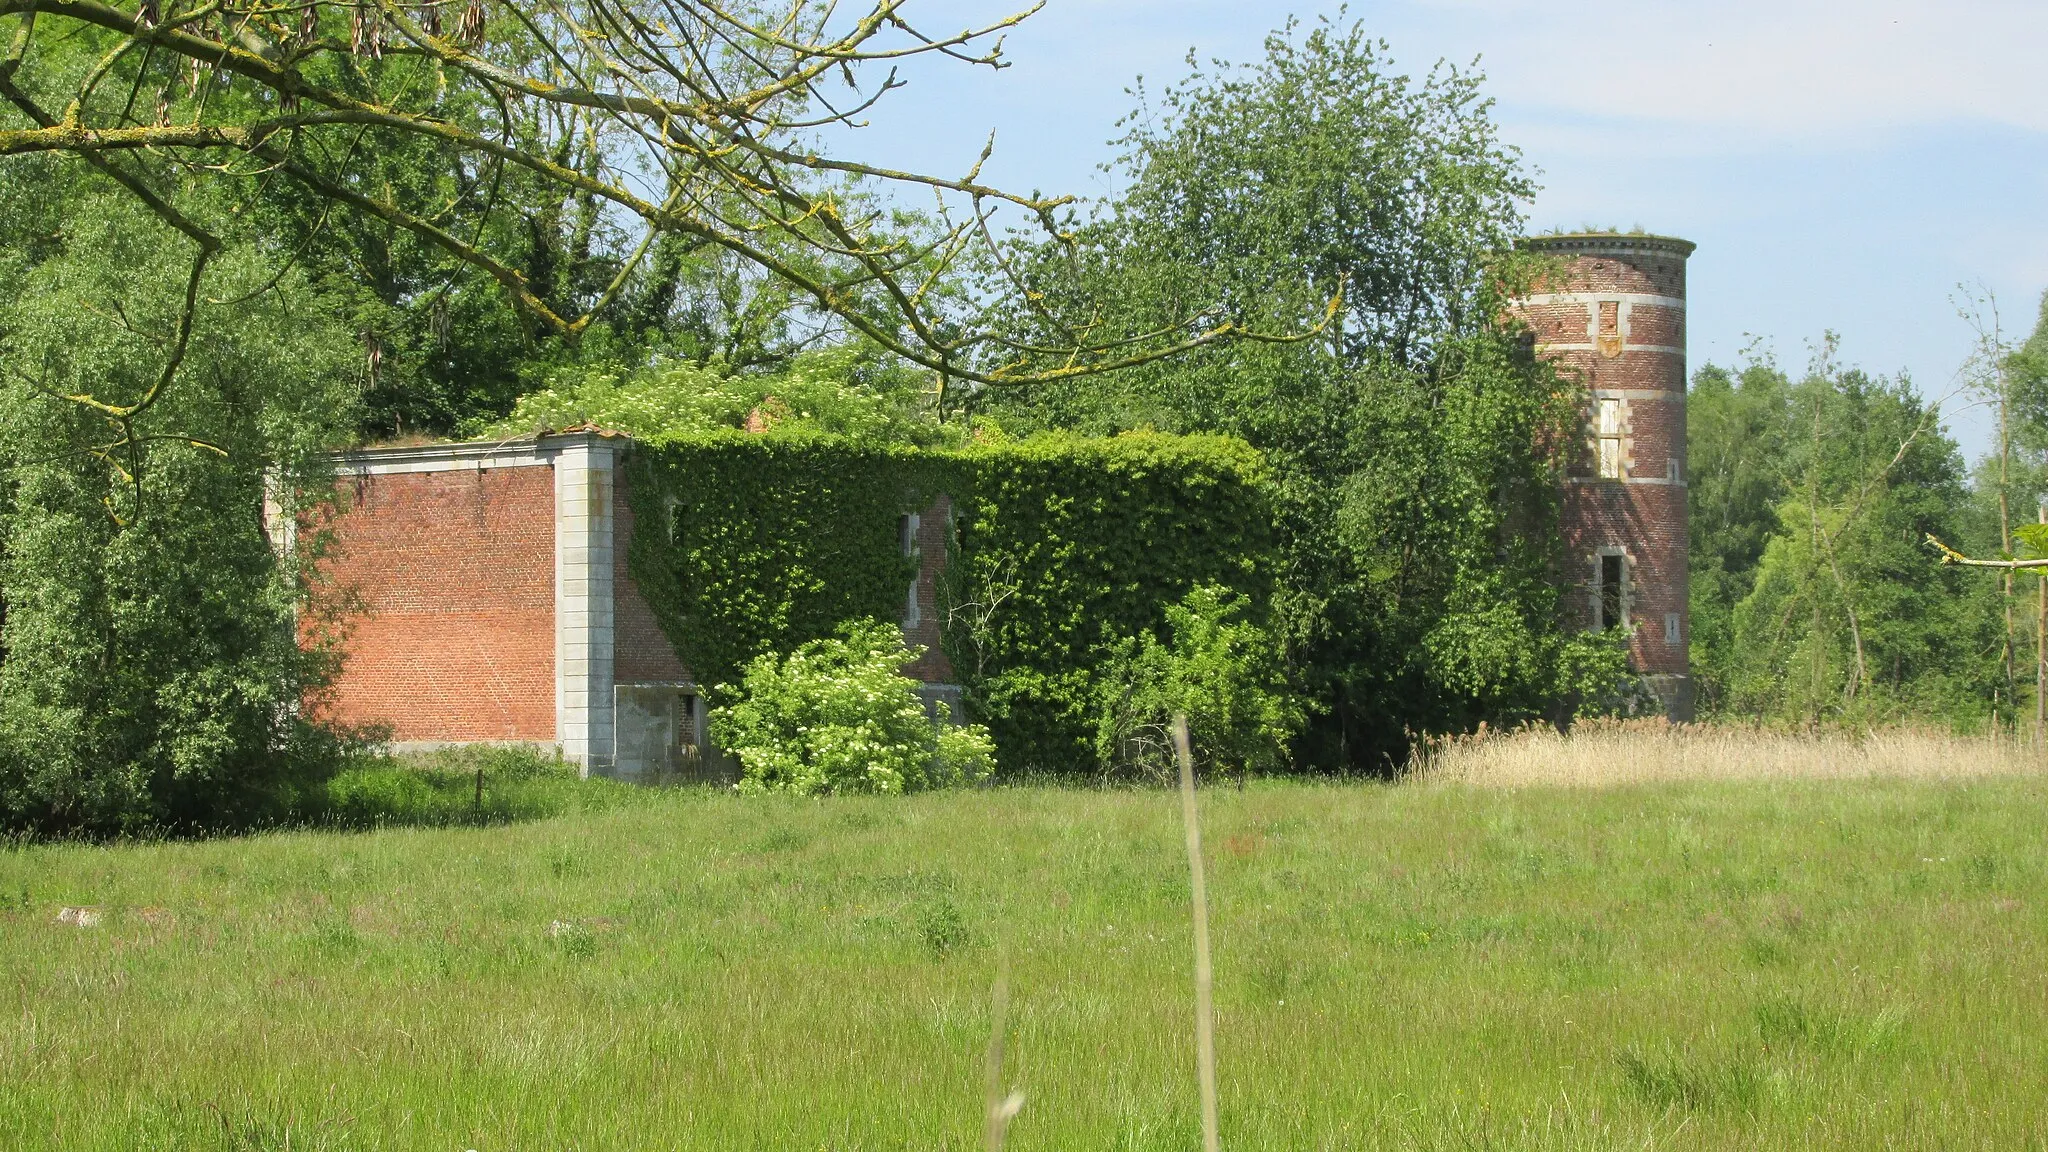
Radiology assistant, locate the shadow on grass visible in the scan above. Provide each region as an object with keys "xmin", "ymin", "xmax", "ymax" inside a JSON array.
[{"xmin": 1615, "ymin": 1045, "xmax": 1766, "ymax": 1113}]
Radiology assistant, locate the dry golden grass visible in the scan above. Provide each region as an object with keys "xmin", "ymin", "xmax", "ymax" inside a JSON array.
[{"xmin": 1412, "ymin": 719, "xmax": 2048, "ymax": 788}]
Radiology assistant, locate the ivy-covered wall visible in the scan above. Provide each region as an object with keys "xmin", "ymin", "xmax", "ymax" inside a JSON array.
[
  {"xmin": 942, "ymin": 434, "xmax": 1275, "ymax": 772},
  {"xmin": 622, "ymin": 431, "xmax": 1275, "ymax": 774},
  {"xmin": 622, "ymin": 433, "xmax": 930, "ymax": 695}
]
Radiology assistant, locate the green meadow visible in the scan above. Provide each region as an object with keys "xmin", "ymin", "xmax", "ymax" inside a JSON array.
[{"xmin": 4, "ymin": 766, "xmax": 2046, "ymax": 1149}]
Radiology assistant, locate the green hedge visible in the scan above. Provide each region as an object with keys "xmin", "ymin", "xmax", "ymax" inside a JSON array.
[
  {"xmin": 942, "ymin": 434, "xmax": 1275, "ymax": 771},
  {"xmin": 623, "ymin": 431, "xmax": 1275, "ymax": 773},
  {"xmin": 623, "ymin": 432, "xmax": 930, "ymax": 692}
]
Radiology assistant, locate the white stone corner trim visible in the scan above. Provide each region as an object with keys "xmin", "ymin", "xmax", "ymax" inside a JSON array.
[{"xmin": 553, "ymin": 434, "xmax": 617, "ymax": 775}]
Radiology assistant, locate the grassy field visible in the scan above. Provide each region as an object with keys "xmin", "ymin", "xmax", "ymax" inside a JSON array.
[{"xmin": 5, "ymin": 746, "xmax": 2048, "ymax": 1149}]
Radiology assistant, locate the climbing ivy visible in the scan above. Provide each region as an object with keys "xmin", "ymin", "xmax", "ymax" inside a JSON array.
[
  {"xmin": 622, "ymin": 430, "xmax": 1276, "ymax": 773},
  {"xmin": 622, "ymin": 432, "xmax": 931, "ymax": 695},
  {"xmin": 943, "ymin": 433, "xmax": 1276, "ymax": 772}
]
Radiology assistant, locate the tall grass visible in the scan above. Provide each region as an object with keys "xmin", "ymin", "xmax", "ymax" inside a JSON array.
[
  {"xmin": 4, "ymin": 746, "xmax": 2047, "ymax": 1148},
  {"xmin": 307, "ymin": 745, "xmax": 645, "ymax": 828},
  {"xmin": 1413, "ymin": 719, "xmax": 2048, "ymax": 787}
]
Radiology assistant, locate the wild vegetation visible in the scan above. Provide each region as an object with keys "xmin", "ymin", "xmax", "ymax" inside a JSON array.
[
  {"xmin": 1417, "ymin": 718, "xmax": 2048, "ymax": 787},
  {"xmin": 5, "ymin": 762, "xmax": 2046, "ymax": 1149},
  {"xmin": 711, "ymin": 618, "xmax": 996, "ymax": 795},
  {"xmin": 1687, "ymin": 300, "xmax": 2048, "ymax": 727},
  {"xmin": 3, "ymin": 4, "xmax": 2044, "ymax": 1148},
  {"xmin": 1, "ymin": 1, "xmax": 2044, "ymax": 805},
  {"xmin": 980, "ymin": 19, "xmax": 1619, "ymax": 765},
  {"xmin": 0, "ymin": 5, "xmax": 1635, "ymax": 832}
]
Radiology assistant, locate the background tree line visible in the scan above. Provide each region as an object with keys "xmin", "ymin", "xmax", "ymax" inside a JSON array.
[{"xmin": 1687, "ymin": 296, "xmax": 2048, "ymax": 728}]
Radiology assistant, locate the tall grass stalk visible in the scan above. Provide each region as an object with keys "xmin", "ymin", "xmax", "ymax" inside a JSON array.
[
  {"xmin": 982, "ymin": 951, "xmax": 1020, "ymax": 1152},
  {"xmin": 1173, "ymin": 713, "xmax": 1220, "ymax": 1152}
]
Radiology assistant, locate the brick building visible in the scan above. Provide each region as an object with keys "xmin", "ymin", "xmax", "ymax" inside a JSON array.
[
  {"xmin": 306, "ymin": 230, "xmax": 1697, "ymax": 768},
  {"xmin": 1512, "ymin": 232, "xmax": 1695, "ymax": 719},
  {"xmin": 302, "ymin": 432, "xmax": 958, "ymax": 778}
]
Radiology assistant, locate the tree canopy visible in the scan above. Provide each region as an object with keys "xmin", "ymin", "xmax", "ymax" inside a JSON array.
[
  {"xmin": 977, "ymin": 18, "xmax": 1621, "ymax": 768},
  {"xmin": 1688, "ymin": 345, "xmax": 2004, "ymax": 725},
  {"xmin": 0, "ymin": 0, "xmax": 1312, "ymax": 419}
]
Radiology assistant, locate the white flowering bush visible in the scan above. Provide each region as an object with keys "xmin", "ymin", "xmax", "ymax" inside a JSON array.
[{"xmin": 710, "ymin": 619, "xmax": 996, "ymax": 795}]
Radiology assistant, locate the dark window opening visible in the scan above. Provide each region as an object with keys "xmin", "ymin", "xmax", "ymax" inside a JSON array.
[
  {"xmin": 898, "ymin": 513, "xmax": 922, "ymax": 628},
  {"xmin": 677, "ymin": 693, "xmax": 698, "ymax": 755},
  {"xmin": 1598, "ymin": 554, "xmax": 1625, "ymax": 631}
]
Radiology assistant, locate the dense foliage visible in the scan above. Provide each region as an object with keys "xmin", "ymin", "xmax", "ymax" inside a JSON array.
[
  {"xmin": 1094, "ymin": 584, "xmax": 1304, "ymax": 781},
  {"xmin": 1687, "ymin": 350, "xmax": 2003, "ymax": 724},
  {"xmin": 0, "ymin": 198, "xmax": 361, "ymax": 833},
  {"xmin": 0, "ymin": 0, "xmax": 1216, "ymax": 437},
  {"xmin": 623, "ymin": 435, "xmax": 930, "ymax": 696},
  {"xmin": 942, "ymin": 433, "xmax": 1278, "ymax": 773},
  {"xmin": 976, "ymin": 18, "xmax": 1621, "ymax": 768},
  {"xmin": 620, "ymin": 428, "xmax": 1277, "ymax": 774},
  {"xmin": 9, "ymin": 0, "xmax": 2045, "ymax": 826},
  {"xmin": 709, "ymin": 619, "xmax": 994, "ymax": 796},
  {"xmin": 487, "ymin": 347, "xmax": 955, "ymax": 448}
]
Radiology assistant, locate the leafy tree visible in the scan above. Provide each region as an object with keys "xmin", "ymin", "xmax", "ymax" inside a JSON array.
[
  {"xmin": 0, "ymin": 0, "xmax": 1265, "ymax": 440},
  {"xmin": 2014, "ymin": 291, "xmax": 2048, "ymax": 436},
  {"xmin": 1686, "ymin": 360, "xmax": 1792, "ymax": 711},
  {"xmin": 0, "ymin": 197, "xmax": 362, "ymax": 832},
  {"xmin": 1720, "ymin": 356, "xmax": 1998, "ymax": 723},
  {"xmin": 1927, "ymin": 291, "xmax": 2048, "ymax": 728},
  {"xmin": 977, "ymin": 17, "xmax": 1616, "ymax": 767}
]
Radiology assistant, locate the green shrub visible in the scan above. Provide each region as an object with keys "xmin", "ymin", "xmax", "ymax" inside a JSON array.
[
  {"xmin": 484, "ymin": 346, "xmax": 955, "ymax": 447},
  {"xmin": 1094, "ymin": 584, "xmax": 1304, "ymax": 780},
  {"xmin": 710, "ymin": 619, "xmax": 995, "ymax": 796}
]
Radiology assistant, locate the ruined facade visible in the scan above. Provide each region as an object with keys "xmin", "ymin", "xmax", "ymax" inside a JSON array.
[
  {"xmin": 1512, "ymin": 232, "xmax": 1695, "ymax": 719},
  {"xmin": 304, "ymin": 432, "xmax": 957, "ymax": 777},
  {"xmin": 306, "ymin": 231, "xmax": 1698, "ymax": 768}
]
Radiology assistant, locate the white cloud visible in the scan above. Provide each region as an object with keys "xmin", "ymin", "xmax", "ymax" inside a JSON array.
[{"xmin": 1412, "ymin": 0, "xmax": 2048, "ymax": 140}]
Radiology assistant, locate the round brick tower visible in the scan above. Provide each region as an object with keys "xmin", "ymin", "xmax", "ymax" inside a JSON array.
[{"xmin": 1514, "ymin": 233, "xmax": 1695, "ymax": 720}]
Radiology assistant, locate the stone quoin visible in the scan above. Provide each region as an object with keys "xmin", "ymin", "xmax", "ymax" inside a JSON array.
[{"xmin": 1512, "ymin": 232, "xmax": 1695, "ymax": 719}]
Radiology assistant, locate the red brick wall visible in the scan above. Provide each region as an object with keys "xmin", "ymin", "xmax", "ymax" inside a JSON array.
[
  {"xmin": 613, "ymin": 472, "xmax": 694, "ymax": 685},
  {"xmin": 1517, "ymin": 235, "xmax": 1693, "ymax": 681},
  {"xmin": 313, "ymin": 465, "xmax": 556, "ymax": 740},
  {"xmin": 1560, "ymin": 483, "xmax": 1689, "ymax": 675}
]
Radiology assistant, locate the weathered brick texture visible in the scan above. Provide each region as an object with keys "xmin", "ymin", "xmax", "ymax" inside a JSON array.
[
  {"xmin": 1516, "ymin": 233, "xmax": 1696, "ymax": 714},
  {"xmin": 313, "ymin": 464, "xmax": 556, "ymax": 740}
]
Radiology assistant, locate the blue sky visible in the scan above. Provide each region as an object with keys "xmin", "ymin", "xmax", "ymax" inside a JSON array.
[{"xmin": 840, "ymin": 0, "xmax": 2048, "ymax": 460}]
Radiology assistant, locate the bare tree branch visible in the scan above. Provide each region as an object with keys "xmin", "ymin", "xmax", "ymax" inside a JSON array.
[
  {"xmin": 0, "ymin": 0, "xmax": 1324, "ymax": 390},
  {"xmin": 1927, "ymin": 535, "xmax": 2048, "ymax": 571}
]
